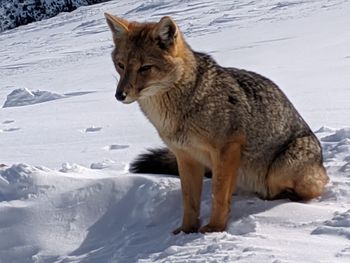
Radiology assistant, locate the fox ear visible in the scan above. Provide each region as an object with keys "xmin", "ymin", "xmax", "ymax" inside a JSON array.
[
  {"xmin": 104, "ymin": 13, "xmax": 129, "ymax": 39},
  {"xmin": 155, "ymin": 16, "xmax": 178, "ymax": 49}
]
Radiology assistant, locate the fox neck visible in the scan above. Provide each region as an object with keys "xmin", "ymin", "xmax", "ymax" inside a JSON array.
[{"xmin": 138, "ymin": 44, "xmax": 197, "ymax": 139}]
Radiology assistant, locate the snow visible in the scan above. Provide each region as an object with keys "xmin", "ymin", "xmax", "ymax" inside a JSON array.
[
  {"xmin": 312, "ymin": 210, "xmax": 350, "ymax": 239},
  {"xmin": 321, "ymin": 128, "xmax": 350, "ymax": 142},
  {"xmin": 3, "ymin": 88, "xmax": 65, "ymax": 108},
  {"xmin": 0, "ymin": 0, "xmax": 350, "ymax": 262}
]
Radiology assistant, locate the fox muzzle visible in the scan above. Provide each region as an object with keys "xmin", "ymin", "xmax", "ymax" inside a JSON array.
[{"xmin": 115, "ymin": 90, "xmax": 127, "ymax": 101}]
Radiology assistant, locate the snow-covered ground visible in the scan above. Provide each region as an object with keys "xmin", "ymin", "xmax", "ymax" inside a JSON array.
[{"xmin": 0, "ymin": 0, "xmax": 349, "ymax": 262}]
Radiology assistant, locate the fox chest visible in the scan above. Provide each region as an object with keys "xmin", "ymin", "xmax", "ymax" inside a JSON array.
[
  {"xmin": 141, "ymin": 105, "xmax": 213, "ymax": 166},
  {"xmin": 150, "ymin": 112, "xmax": 189, "ymax": 145},
  {"xmin": 139, "ymin": 101, "xmax": 194, "ymax": 144}
]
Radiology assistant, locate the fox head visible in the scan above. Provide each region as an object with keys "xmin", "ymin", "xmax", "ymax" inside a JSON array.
[{"xmin": 105, "ymin": 13, "xmax": 189, "ymax": 104}]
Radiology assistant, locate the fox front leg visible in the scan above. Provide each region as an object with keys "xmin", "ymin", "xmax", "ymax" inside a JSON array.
[{"xmin": 173, "ymin": 150, "xmax": 205, "ymax": 234}]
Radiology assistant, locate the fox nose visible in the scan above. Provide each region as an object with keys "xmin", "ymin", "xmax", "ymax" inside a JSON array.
[{"xmin": 115, "ymin": 91, "xmax": 127, "ymax": 101}]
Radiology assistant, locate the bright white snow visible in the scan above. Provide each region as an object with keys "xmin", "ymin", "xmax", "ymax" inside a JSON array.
[{"xmin": 0, "ymin": 0, "xmax": 349, "ymax": 262}]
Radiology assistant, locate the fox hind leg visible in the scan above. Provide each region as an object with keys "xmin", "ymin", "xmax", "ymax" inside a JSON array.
[
  {"xmin": 200, "ymin": 140, "xmax": 243, "ymax": 233},
  {"xmin": 267, "ymin": 135, "xmax": 329, "ymax": 201}
]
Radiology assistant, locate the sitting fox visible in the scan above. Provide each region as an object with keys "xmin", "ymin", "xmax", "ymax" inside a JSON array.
[{"xmin": 104, "ymin": 14, "xmax": 329, "ymax": 234}]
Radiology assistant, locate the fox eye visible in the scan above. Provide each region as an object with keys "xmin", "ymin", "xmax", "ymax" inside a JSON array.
[
  {"xmin": 139, "ymin": 65, "xmax": 152, "ymax": 73},
  {"xmin": 117, "ymin": 62, "xmax": 125, "ymax": 70}
]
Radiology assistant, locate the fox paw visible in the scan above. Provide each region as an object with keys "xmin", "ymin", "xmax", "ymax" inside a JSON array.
[
  {"xmin": 172, "ymin": 226, "xmax": 199, "ymax": 235},
  {"xmin": 173, "ymin": 219, "xmax": 201, "ymax": 235},
  {"xmin": 199, "ymin": 224, "xmax": 226, "ymax": 233}
]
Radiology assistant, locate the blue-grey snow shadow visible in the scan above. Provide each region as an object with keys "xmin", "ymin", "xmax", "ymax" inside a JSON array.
[
  {"xmin": 108, "ymin": 144, "xmax": 129, "ymax": 150},
  {"xmin": 63, "ymin": 91, "xmax": 96, "ymax": 97},
  {"xmin": 66, "ymin": 176, "xmax": 282, "ymax": 263}
]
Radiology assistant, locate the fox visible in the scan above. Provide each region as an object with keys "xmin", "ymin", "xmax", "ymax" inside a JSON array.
[{"xmin": 104, "ymin": 13, "xmax": 329, "ymax": 234}]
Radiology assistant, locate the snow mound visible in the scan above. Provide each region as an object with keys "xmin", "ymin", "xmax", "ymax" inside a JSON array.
[
  {"xmin": 312, "ymin": 210, "xmax": 350, "ymax": 239},
  {"xmin": 0, "ymin": 164, "xmax": 50, "ymax": 201},
  {"xmin": 59, "ymin": 162, "xmax": 89, "ymax": 173},
  {"xmin": 3, "ymin": 88, "xmax": 65, "ymax": 107},
  {"xmin": 315, "ymin": 126, "xmax": 335, "ymax": 133},
  {"xmin": 90, "ymin": 159, "xmax": 115, "ymax": 169},
  {"xmin": 321, "ymin": 128, "xmax": 350, "ymax": 142},
  {"xmin": 228, "ymin": 215, "xmax": 258, "ymax": 235}
]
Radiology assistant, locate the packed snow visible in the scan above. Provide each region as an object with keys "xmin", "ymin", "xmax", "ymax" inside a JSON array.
[
  {"xmin": 0, "ymin": 0, "xmax": 349, "ymax": 262},
  {"xmin": 312, "ymin": 210, "xmax": 350, "ymax": 240}
]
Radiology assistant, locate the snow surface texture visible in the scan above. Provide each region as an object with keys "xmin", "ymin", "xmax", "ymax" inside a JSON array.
[
  {"xmin": 0, "ymin": 0, "xmax": 350, "ymax": 262},
  {"xmin": 0, "ymin": 0, "xmax": 110, "ymax": 33}
]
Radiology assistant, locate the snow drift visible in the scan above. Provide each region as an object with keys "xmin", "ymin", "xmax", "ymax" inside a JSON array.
[
  {"xmin": 0, "ymin": 0, "xmax": 349, "ymax": 262},
  {"xmin": 2, "ymin": 88, "xmax": 65, "ymax": 107}
]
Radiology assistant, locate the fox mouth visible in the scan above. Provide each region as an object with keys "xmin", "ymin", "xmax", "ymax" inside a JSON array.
[
  {"xmin": 122, "ymin": 96, "xmax": 137, "ymax": 104},
  {"xmin": 116, "ymin": 84, "xmax": 167, "ymax": 104},
  {"xmin": 117, "ymin": 93, "xmax": 138, "ymax": 104},
  {"xmin": 115, "ymin": 90, "xmax": 138, "ymax": 104}
]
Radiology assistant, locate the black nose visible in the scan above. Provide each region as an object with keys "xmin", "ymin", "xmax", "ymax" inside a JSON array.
[{"xmin": 115, "ymin": 91, "xmax": 126, "ymax": 101}]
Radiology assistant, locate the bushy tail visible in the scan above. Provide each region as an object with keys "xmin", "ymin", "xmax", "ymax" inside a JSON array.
[
  {"xmin": 129, "ymin": 148, "xmax": 212, "ymax": 177},
  {"xmin": 129, "ymin": 148, "xmax": 179, "ymax": 175}
]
